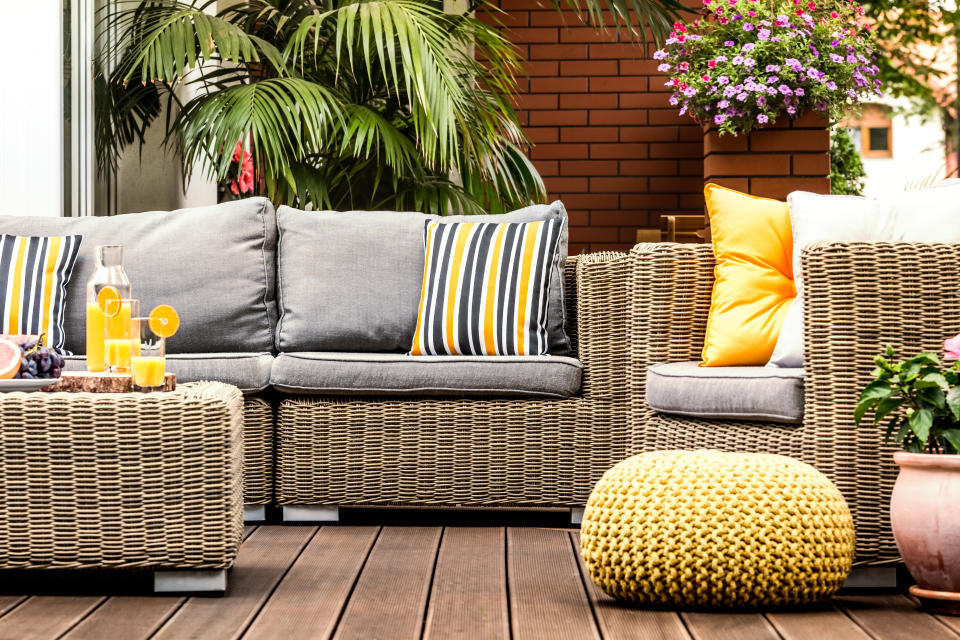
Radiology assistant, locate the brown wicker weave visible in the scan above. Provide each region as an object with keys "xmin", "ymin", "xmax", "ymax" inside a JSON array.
[
  {"xmin": 0, "ymin": 382, "xmax": 243, "ymax": 570},
  {"xmin": 243, "ymin": 396, "xmax": 274, "ymax": 505},
  {"xmin": 627, "ymin": 241, "xmax": 955, "ymax": 563},
  {"xmin": 276, "ymin": 253, "xmax": 634, "ymax": 507}
]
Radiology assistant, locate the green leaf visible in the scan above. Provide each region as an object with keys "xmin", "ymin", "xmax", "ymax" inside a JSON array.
[
  {"xmin": 946, "ymin": 387, "xmax": 960, "ymax": 422},
  {"xmin": 942, "ymin": 429, "xmax": 960, "ymax": 454},
  {"xmin": 909, "ymin": 409, "xmax": 933, "ymax": 444},
  {"xmin": 917, "ymin": 386, "xmax": 947, "ymax": 410},
  {"xmin": 902, "ymin": 353, "xmax": 941, "ymax": 380},
  {"xmin": 872, "ymin": 397, "xmax": 904, "ymax": 424},
  {"xmin": 859, "ymin": 380, "xmax": 894, "ymax": 403},
  {"xmin": 854, "ymin": 397, "xmax": 880, "ymax": 426}
]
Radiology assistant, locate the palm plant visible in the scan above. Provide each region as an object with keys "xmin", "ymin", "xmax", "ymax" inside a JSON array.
[{"xmin": 97, "ymin": 0, "xmax": 682, "ymax": 214}]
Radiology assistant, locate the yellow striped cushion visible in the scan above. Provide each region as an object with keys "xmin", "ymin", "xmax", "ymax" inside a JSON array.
[
  {"xmin": 0, "ymin": 234, "xmax": 82, "ymax": 353},
  {"xmin": 410, "ymin": 219, "xmax": 562, "ymax": 356}
]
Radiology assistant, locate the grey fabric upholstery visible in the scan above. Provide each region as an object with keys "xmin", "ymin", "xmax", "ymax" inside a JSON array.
[
  {"xmin": 275, "ymin": 202, "xmax": 571, "ymax": 355},
  {"xmin": 0, "ymin": 198, "xmax": 278, "ymax": 354},
  {"xmin": 270, "ymin": 352, "xmax": 582, "ymax": 398},
  {"xmin": 64, "ymin": 352, "xmax": 273, "ymax": 393},
  {"xmin": 646, "ymin": 361, "xmax": 805, "ymax": 423}
]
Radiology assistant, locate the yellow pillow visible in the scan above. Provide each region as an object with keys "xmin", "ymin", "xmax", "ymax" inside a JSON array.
[{"xmin": 700, "ymin": 184, "xmax": 795, "ymax": 366}]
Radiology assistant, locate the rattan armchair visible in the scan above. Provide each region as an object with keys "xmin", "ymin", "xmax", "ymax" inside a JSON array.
[{"xmin": 628, "ymin": 241, "xmax": 960, "ymax": 563}]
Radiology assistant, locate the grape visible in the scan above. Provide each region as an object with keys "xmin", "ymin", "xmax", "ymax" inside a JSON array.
[{"xmin": 12, "ymin": 337, "xmax": 63, "ymax": 380}]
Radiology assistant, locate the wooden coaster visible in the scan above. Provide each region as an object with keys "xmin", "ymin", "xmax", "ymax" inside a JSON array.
[{"xmin": 44, "ymin": 371, "xmax": 177, "ymax": 393}]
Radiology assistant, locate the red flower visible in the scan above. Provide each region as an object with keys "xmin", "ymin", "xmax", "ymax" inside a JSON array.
[
  {"xmin": 229, "ymin": 140, "xmax": 255, "ymax": 195},
  {"xmin": 830, "ymin": 10, "xmax": 838, "ymax": 17},
  {"xmin": 795, "ymin": 8, "xmax": 804, "ymax": 15},
  {"xmin": 807, "ymin": 1, "xmax": 815, "ymax": 8},
  {"xmin": 707, "ymin": 59, "xmax": 717, "ymax": 68},
  {"xmin": 702, "ymin": 75, "xmax": 711, "ymax": 81}
]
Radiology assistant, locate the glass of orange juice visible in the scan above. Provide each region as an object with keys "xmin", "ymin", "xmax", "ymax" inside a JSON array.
[
  {"xmin": 105, "ymin": 299, "xmax": 139, "ymax": 374},
  {"xmin": 132, "ymin": 319, "xmax": 165, "ymax": 392}
]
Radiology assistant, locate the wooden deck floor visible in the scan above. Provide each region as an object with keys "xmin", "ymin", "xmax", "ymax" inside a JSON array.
[{"xmin": 0, "ymin": 525, "xmax": 957, "ymax": 640}]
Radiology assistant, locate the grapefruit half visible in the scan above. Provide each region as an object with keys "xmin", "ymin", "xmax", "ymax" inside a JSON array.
[{"xmin": 0, "ymin": 339, "xmax": 22, "ymax": 379}]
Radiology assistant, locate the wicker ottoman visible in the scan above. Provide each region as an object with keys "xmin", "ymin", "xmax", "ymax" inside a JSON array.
[
  {"xmin": 0, "ymin": 381, "xmax": 243, "ymax": 593},
  {"xmin": 580, "ymin": 450, "xmax": 854, "ymax": 608}
]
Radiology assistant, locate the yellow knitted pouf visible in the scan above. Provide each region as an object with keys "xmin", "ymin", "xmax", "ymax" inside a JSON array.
[{"xmin": 580, "ymin": 450, "xmax": 854, "ymax": 608}]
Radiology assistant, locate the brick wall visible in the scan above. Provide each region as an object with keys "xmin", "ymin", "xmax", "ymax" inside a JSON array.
[{"xmin": 483, "ymin": 1, "xmax": 705, "ymax": 253}]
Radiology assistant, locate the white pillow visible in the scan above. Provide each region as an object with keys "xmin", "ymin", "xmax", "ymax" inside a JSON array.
[{"xmin": 768, "ymin": 184, "xmax": 960, "ymax": 368}]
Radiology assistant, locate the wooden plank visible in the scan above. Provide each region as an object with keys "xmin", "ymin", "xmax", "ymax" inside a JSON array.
[
  {"xmin": 0, "ymin": 596, "xmax": 103, "ymax": 640},
  {"xmin": 62, "ymin": 597, "xmax": 184, "ymax": 640},
  {"xmin": 243, "ymin": 526, "xmax": 379, "ymax": 640},
  {"xmin": 508, "ymin": 528, "xmax": 600, "ymax": 640},
  {"xmin": 569, "ymin": 532, "xmax": 690, "ymax": 640},
  {"xmin": 152, "ymin": 525, "xmax": 316, "ymax": 640},
  {"xmin": 0, "ymin": 596, "xmax": 25, "ymax": 619},
  {"xmin": 766, "ymin": 604, "xmax": 870, "ymax": 640},
  {"xmin": 835, "ymin": 594, "xmax": 960, "ymax": 640},
  {"xmin": 681, "ymin": 612, "xmax": 781, "ymax": 640},
  {"xmin": 422, "ymin": 527, "xmax": 510, "ymax": 640},
  {"xmin": 332, "ymin": 526, "xmax": 442, "ymax": 640}
]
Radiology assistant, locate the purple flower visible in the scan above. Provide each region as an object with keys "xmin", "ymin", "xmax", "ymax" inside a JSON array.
[
  {"xmin": 848, "ymin": 88, "xmax": 857, "ymax": 98},
  {"xmin": 669, "ymin": 95, "xmax": 679, "ymax": 105},
  {"xmin": 717, "ymin": 75, "xmax": 730, "ymax": 85},
  {"xmin": 653, "ymin": 50, "xmax": 669, "ymax": 60},
  {"xmin": 847, "ymin": 54, "xmax": 857, "ymax": 63},
  {"xmin": 786, "ymin": 105, "xmax": 797, "ymax": 115},
  {"xmin": 765, "ymin": 64, "xmax": 780, "ymax": 72},
  {"xmin": 723, "ymin": 85, "xmax": 737, "ymax": 97},
  {"xmin": 683, "ymin": 87, "xmax": 698, "ymax": 97},
  {"xmin": 756, "ymin": 96, "xmax": 767, "ymax": 106},
  {"xmin": 715, "ymin": 55, "xmax": 729, "ymax": 62},
  {"xmin": 732, "ymin": 55, "xmax": 744, "ymax": 65},
  {"xmin": 785, "ymin": 58, "xmax": 801, "ymax": 70},
  {"xmin": 743, "ymin": 43, "xmax": 756, "ymax": 51},
  {"xmin": 744, "ymin": 58, "xmax": 756, "ymax": 67},
  {"xmin": 778, "ymin": 84, "xmax": 792, "ymax": 95},
  {"xmin": 830, "ymin": 53, "xmax": 844, "ymax": 63},
  {"xmin": 736, "ymin": 92, "xmax": 748, "ymax": 101},
  {"xmin": 724, "ymin": 40, "xmax": 736, "ymax": 46},
  {"xmin": 767, "ymin": 75, "xmax": 779, "ymax": 83},
  {"xmin": 770, "ymin": 36, "xmax": 781, "ymax": 42},
  {"xmin": 657, "ymin": 63, "xmax": 671, "ymax": 72},
  {"xmin": 794, "ymin": 87, "xmax": 805, "ymax": 97},
  {"xmin": 826, "ymin": 81, "xmax": 838, "ymax": 90},
  {"xmin": 831, "ymin": 39, "xmax": 840, "ymax": 47},
  {"xmin": 815, "ymin": 101, "xmax": 827, "ymax": 110},
  {"xmin": 757, "ymin": 113, "xmax": 769, "ymax": 123},
  {"xmin": 679, "ymin": 104, "xmax": 689, "ymax": 115},
  {"xmin": 743, "ymin": 22, "xmax": 755, "ymax": 31},
  {"xmin": 758, "ymin": 28, "xmax": 771, "ymax": 40},
  {"xmin": 714, "ymin": 114, "xmax": 726, "ymax": 124},
  {"xmin": 717, "ymin": 99, "xmax": 730, "ymax": 108}
]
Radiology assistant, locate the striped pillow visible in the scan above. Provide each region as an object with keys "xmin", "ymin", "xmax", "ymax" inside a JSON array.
[
  {"xmin": 0, "ymin": 234, "xmax": 82, "ymax": 354},
  {"xmin": 410, "ymin": 218, "xmax": 561, "ymax": 356}
]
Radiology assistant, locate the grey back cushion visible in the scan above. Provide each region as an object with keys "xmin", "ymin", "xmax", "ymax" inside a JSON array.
[
  {"xmin": 276, "ymin": 202, "xmax": 571, "ymax": 354},
  {"xmin": 0, "ymin": 198, "xmax": 277, "ymax": 354}
]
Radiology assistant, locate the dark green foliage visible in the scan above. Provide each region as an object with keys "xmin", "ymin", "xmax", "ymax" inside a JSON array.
[{"xmin": 829, "ymin": 126, "xmax": 866, "ymax": 196}]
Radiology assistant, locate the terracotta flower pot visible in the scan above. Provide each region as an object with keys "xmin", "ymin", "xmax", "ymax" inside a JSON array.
[{"xmin": 890, "ymin": 451, "xmax": 960, "ymax": 614}]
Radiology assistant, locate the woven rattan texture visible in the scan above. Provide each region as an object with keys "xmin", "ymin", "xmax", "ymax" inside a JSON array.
[
  {"xmin": 802, "ymin": 242, "xmax": 960, "ymax": 562},
  {"xmin": 0, "ymin": 382, "xmax": 243, "ymax": 570},
  {"xmin": 628, "ymin": 242, "xmax": 950, "ymax": 562},
  {"xmin": 276, "ymin": 253, "xmax": 633, "ymax": 507},
  {"xmin": 243, "ymin": 396, "xmax": 274, "ymax": 505},
  {"xmin": 580, "ymin": 451, "xmax": 854, "ymax": 607}
]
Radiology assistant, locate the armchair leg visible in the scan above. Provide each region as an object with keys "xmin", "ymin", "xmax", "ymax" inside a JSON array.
[
  {"xmin": 154, "ymin": 569, "xmax": 227, "ymax": 594},
  {"xmin": 570, "ymin": 507, "xmax": 584, "ymax": 526},
  {"xmin": 282, "ymin": 505, "xmax": 340, "ymax": 523}
]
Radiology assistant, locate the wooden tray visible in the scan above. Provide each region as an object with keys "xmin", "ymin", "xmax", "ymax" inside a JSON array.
[{"xmin": 43, "ymin": 371, "xmax": 177, "ymax": 393}]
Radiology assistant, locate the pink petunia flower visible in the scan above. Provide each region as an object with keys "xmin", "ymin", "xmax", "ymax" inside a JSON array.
[{"xmin": 946, "ymin": 334, "xmax": 960, "ymax": 359}]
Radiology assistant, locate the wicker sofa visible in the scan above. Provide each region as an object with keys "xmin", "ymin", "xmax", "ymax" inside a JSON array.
[{"xmin": 629, "ymin": 241, "xmax": 960, "ymax": 563}]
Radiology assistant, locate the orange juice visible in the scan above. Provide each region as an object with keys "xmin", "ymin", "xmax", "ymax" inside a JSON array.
[
  {"xmin": 86, "ymin": 302, "xmax": 105, "ymax": 372},
  {"xmin": 105, "ymin": 338, "xmax": 133, "ymax": 372},
  {"xmin": 105, "ymin": 301, "xmax": 132, "ymax": 341},
  {"xmin": 131, "ymin": 356, "xmax": 165, "ymax": 388}
]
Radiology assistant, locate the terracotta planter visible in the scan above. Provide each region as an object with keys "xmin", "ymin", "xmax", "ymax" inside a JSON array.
[{"xmin": 890, "ymin": 451, "xmax": 960, "ymax": 614}]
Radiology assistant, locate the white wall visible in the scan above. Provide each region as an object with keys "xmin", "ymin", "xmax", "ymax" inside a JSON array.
[
  {"xmin": 0, "ymin": 3, "xmax": 64, "ymax": 217},
  {"xmin": 861, "ymin": 100, "xmax": 946, "ymax": 197}
]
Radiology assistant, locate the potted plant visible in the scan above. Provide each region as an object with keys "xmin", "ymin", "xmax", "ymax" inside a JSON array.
[
  {"xmin": 856, "ymin": 337, "xmax": 960, "ymax": 614},
  {"xmin": 653, "ymin": 0, "xmax": 881, "ymax": 135}
]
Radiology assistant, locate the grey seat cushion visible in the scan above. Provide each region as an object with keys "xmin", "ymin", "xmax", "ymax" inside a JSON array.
[
  {"xmin": 275, "ymin": 202, "xmax": 571, "ymax": 355},
  {"xmin": 646, "ymin": 361, "xmax": 805, "ymax": 423},
  {"xmin": 64, "ymin": 353, "xmax": 273, "ymax": 393},
  {"xmin": 0, "ymin": 198, "xmax": 278, "ymax": 354},
  {"xmin": 270, "ymin": 352, "xmax": 582, "ymax": 398}
]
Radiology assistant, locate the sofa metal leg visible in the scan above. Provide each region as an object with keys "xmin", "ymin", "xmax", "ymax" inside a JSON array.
[
  {"xmin": 841, "ymin": 565, "xmax": 899, "ymax": 590},
  {"xmin": 282, "ymin": 505, "xmax": 340, "ymax": 523},
  {"xmin": 243, "ymin": 504, "xmax": 266, "ymax": 522},
  {"xmin": 154, "ymin": 569, "xmax": 227, "ymax": 594},
  {"xmin": 570, "ymin": 507, "xmax": 584, "ymax": 526}
]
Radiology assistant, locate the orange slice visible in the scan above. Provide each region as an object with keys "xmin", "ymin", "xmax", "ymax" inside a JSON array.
[
  {"xmin": 149, "ymin": 305, "xmax": 179, "ymax": 339},
  {"xmin": 0, "ymin": 339, "xmax": 21, "ymax": 379},
  {"xmin": 97, "ymin": 286, "xmax": 122, "ymax": 318}
]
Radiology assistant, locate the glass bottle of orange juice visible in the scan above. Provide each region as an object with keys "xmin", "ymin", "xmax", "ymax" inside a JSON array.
[{"xmin": 86, "ymin": 245, "xmax": 131, "ymax": 372}]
